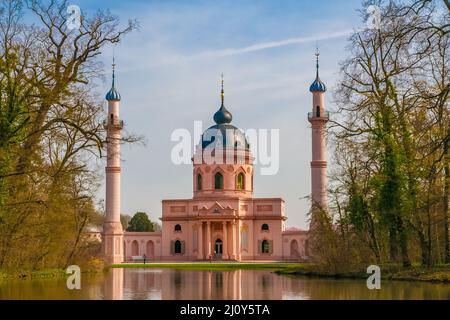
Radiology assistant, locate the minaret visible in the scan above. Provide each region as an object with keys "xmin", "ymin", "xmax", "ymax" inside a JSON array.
[
  {"xmin": 102, "ymin": 59, "xmax": 124, "ymax": 264},
  {"xmin": 308, "ymin": 49, "xmax": 329, "ymax": 223}
]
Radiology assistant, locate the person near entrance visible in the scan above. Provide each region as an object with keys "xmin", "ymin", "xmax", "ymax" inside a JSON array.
[{"xmin": 215, "ymin": 239, "xmax": 223, "ymax": 260}]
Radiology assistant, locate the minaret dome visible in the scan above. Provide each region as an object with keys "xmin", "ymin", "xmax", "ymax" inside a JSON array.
[
  {"xmin": 106, "ymin": 59, "xmax": 121, "ymax": 101},
  {"xmin": 309, "ymin": 50, "xmax": 327, "ymax": 93}
]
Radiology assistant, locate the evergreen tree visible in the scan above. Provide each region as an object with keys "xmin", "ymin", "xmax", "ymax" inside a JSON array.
[{"xmin": 126, "ymin": 212, "xmax": 154, "ymax": 232}]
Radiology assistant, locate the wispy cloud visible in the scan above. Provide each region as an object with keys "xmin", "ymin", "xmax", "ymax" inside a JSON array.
[
  {"xmin": 136, "ymin": 29, "xmax": 354, "ymax": 68},
  {"xmin": 189, "ymin": 29, "xmax": 353, "ymax": 59}
]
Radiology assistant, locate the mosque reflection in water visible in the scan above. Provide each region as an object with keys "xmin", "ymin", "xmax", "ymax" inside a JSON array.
[
  {"xmin": 102, "ymin": 268, "xmax": 450, "ymax": 300},
  {"xmin": 103, "ymin": 268, "xmax": 302, "ymax": 300}
]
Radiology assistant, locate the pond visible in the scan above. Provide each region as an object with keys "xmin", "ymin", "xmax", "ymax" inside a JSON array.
[{"xmin": 0, "ymin": 268, "xmax": 449, "ymax": 300}]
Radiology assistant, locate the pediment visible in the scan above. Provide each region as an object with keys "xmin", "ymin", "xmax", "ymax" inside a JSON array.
[{"xmin": 198, "ymin": 201, "xmax": 235, "ymax": 215}]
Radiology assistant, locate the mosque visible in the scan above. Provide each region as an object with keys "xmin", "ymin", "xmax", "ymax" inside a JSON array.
[{"xmin": 101, "ymin": 53, "xmax": 329, "ymax": 263}]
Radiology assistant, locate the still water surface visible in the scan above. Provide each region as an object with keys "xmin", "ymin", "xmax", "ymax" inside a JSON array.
[{"xmin": 0, "ymin": 268, "xmax": 449, "ymax": 300}]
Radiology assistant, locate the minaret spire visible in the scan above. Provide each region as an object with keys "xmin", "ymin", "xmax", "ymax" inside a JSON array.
[
  {"xmin": 103, "ymin": 49, "xmax": 124, "ymax": 264},
  {"xmin": 308, "ymin": 48, "xmax": 329, "ymax": 229},
  {"xmin": 315, "ymin": 46, "xmax": 320, "ymax": 79},
  {"xmin": 112, "ymin": 52, "xmax": 116, "ymax": 88},
  {"xmin": 221, "ymin": 73, "xmax": 224, "ymax": 107}
]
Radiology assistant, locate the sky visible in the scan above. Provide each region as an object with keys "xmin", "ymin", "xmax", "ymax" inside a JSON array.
[{"xmin": 73, "ymin": 0, "xmax": 365, "ymax": 229}]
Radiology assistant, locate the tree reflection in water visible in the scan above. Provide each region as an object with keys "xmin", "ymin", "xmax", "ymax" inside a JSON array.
[{"xmin": 0, "ymin": 268, "xmax": 449, "ymax": 300}]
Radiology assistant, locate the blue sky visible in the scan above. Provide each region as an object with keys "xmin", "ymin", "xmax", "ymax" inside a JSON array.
[{"xmin": 73, "ymin": 0, "xmax": 365, "ymax": 228}]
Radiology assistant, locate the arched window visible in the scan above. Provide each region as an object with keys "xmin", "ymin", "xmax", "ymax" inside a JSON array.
[
  {"xmin": 261, "ymin": 240, "xmax": 270, "ymax": 253},
  {"xmin": 236, "ymin": 172, "xmax": 245, "ymax": 190},
  {"xmin": 146, "ymin": 240, "xmax": 154, "ymax": 257},
  {"xmin": 261, "ymin": 223, "xmax": 269, "ymax": 231},
  {"xmin": 214, "ymin": 172, "xmax": 223, "ymax": 190},
  {"xmin": 131, "ymin": 240, "xmax": 139, "ymax": 256},
  {"xmin": 174, "ymin": 224, "xmax": 182, "ymax": 232},
  {"xmin": 174, "ymin": 240, "xmax": 182, "ymax": 254},
  {"xmin": 197, "ymin": 173, "xmax": 202, "ymax": 191},
  {"xmin": 110, "ymin": 113, "xmax": 114, "ymax": 124},
  {"xmin": 316, "ymin": 106, "xmax": 320, "ymax": 117},
  {"xmin": 290, "ymin": 240, "xmax": 299, "ymax": 257}
]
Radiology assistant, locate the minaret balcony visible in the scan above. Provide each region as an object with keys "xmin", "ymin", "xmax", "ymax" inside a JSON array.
[
  {"xmin": 308, "ymin": 111, "xmax": 329, "ymax": 122},
  {"xmin": 103, "ymin": 119, "xmax": 124, "ymax": 130}
]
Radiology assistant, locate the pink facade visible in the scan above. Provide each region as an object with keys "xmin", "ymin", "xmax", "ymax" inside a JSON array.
[
  {"xmin": 124, "ymin": 232, "xmax": 162, "ymax": 261},
  {"xmin": 123, "ymin": 191, "xmax": 308, "ymax": 262},
  {"xmin": 104, "ymin": 60, "xmax": 328, "ymax": 263}
]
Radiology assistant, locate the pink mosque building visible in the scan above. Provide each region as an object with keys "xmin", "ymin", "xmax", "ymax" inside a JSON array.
[{"xmin": 101, "ymin": 53, "xmax": 329, "ymax": 264}]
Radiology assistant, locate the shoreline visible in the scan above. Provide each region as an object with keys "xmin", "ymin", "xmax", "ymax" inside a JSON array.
[
  {"xmin": 110, "ymin": 262, "xmax": 303, "ymax": 271},
  {"xmin": 2, "ymin": 262, "xmax": 449, "ymax": 284},
  {"xmin": 0, "ymin": 268, "xmax": 103, "ymax": 280},
  {"xmin": 275, "ymin": 264, "xmax": 450, "ymax": 284}
]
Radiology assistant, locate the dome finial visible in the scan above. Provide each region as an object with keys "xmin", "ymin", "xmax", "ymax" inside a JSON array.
[
  {"xmin": 213, "ymin": 73, "xmax": 232, "ymax": 124},
  {"xmin": 106, "ymin": 50, "xmax": 121, "ymax": 101},
  {"xmin": 221, "ymin": 73, "xmax": 224, "ymax": 106},
  {"xmin": 112, "ymin": 52, "xmax": 116, "ymax": 87},
  {"xmin": 315, "ymin": 45, "xmax": 320, "ymax": 79}
]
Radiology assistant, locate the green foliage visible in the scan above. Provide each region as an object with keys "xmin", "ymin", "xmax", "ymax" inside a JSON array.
[
  {"xmin": 120, "ymin": 214, "xmax": 132, "ymax": 230},
  {"xmin": 317, "ymin": 0, "xmax": 450, "ymax": 272},
  {"xmin": 0, "ymin": 0, "xmax": 135, "ymax": 271},
  {"xmin": 347, "ymin": 185, "xmax": 370, "ymax": 232},
  {"xmin": 126, "ymin": 212, "xmax": 154, "ymax": 232}
]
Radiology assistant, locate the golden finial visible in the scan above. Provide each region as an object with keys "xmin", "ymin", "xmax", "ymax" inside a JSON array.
[{"xmin": 221, "ymin": 73, "xmax": 224, "ymax": 106}]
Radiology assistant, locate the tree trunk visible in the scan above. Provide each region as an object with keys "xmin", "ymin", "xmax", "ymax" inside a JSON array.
[
  {"xmin": 389, "ymin": 227, "xmax": 398, "ymax": 262},
  {"xmin": 397, "ymin": 216, "xmax": 411, "ymax": 267},
  {"xmin": 367, "ymin": 214, "xmax": 381, "ymax": 264},
  {"xmin": 417, "ymin": 230, "xmax": 430, "ymax": 266},
  {"xmin": 444, "ymin": 133, "xmax": 450, "ymax": 263},
  {"xmin": 15, "ymin": 104, "xmax": 51, "ymax": 173}
]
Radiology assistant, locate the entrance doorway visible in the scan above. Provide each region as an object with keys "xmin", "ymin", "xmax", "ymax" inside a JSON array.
[{"xmin": 214, "ymin": 239, "xmax": 223, "ymax": 259}]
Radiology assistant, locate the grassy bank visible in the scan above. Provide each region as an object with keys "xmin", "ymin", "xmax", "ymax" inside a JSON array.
[
  {"xmin": 5, "ymin": 262, "xmax": 448, "ymax": 283},
  {"xmin": 0, "ymin": 268, "xmax": 69, "ymax": 280},
  {"xmin": 0, "ymin": 259, "xmax": 106, "ymax": 280},
  {"xmin": 0, "ymin": 268, "xmax": 106, "ymax": 280},
  {"xmin": 275, "ymin": 264, "xmax": 450, "ymax": 283},
  {"xmin": 111, "ymin": 262, "xmax": 304, "ymax": 271}
]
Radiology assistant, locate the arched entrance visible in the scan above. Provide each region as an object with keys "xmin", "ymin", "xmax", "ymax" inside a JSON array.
[
  {"xmin": 146, "ymin": 240, "xmax": 154, "ymax": 258},
  {"xmin": 174, "ymin": 240, "xmax": 182, "ymax": 254},
  {"xmin": 214, "ymin": 239, "xmax": 223, "ymax": 259},
  {"xmin": 290, "ymin": 239, "xmax": 299, "ymax": 258}
]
